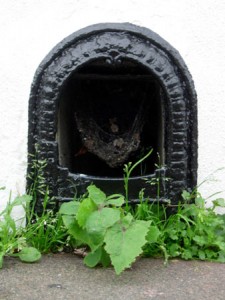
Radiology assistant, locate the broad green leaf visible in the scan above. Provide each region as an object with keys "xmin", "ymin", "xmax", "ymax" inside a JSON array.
[
  {"xmin": 168, "ymin": 243, "xmax": 180, "ymax": 257},
  {"xmin": 205, "ymin": 249, "xmax": 217, "ymax": 259},
  {"xmin": 76, "ymin": 198, "xmax": 97, "ymax": 228},
  {"xmin": 193, "ymin": 235, "xmax": 207, "ymax": 246},
  {"xmin": 195, "ymin": 196, "xmax": 205, "ymax": 208},
  {"xmin": 59, "ymin": 201, "xmax": 80, "ymax": 216},
  {"xmin": 17, "ymin": 247, "xmax": 41, "ymax": 263},
  {"xmin": 166, "ymin": 228, "xmax": 179, "ymax": 240},
  {"xmin": 213, "ymin": 198, "xmax": 225, "ymax": 208},
  {"xmin": 84, "ymin": 247, "xmax": 111, "ymax": 268},
  {"xmin": 106, "ymin": 195, "xmax": 124, "ymax": 207},
  {"xmin": 122, "ymin": 213, "xmax": 134, "ymax": 228},
  {"xmin": 104, "ymin": 219, "xmax": 151, "ymax": 275},
  {"xmin": 62, "ymin": 215, "xmax": 76, "ymax": 229},
  {"xmin": 87, "ymin": 185, "xmax": 106, "ymax": 206},
  {"xmin": 100, "ymin": 248, "xmax": 111, "ymax": 267},
  {"xmin": 182, "ymin": 190, "xmax": 191, "ymax": 201},
  {"xmin": 85, "ymin": 208, "xmax": 121, "ymax": 234},
  {"xmin": 83, "ymin": 247, "xmax": 102, "ymax": 268},
  {"xmin": 68, "ymin": 221, "xmax": 103, "ymax": 251},
  {"xmin": 182, "ymin": 249, "xmax": 193, "ymax": 260},
  {"xmin": 146, "ymin": 226, "xmax": 160, "ymax": 244}
]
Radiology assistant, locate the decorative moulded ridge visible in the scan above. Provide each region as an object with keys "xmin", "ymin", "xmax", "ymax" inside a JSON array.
[{"xmin": 27, "ymin": 23, "xmax": 198, "ymax": 208}]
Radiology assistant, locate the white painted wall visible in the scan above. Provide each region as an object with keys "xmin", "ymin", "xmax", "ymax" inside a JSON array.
[{"xmin": 1, "ymin": 0, "xmax": 225, "ymax": 216}]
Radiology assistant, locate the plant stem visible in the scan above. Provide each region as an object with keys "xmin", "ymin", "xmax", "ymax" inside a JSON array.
[{"xmin": 123, "ymin": 149, "xmax": 153, "ymax": 211}]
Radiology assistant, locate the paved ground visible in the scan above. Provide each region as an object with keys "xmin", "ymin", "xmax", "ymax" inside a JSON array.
[{"xmin": 0, "ymin": 253, "xmax": 225, "ymax": 300}]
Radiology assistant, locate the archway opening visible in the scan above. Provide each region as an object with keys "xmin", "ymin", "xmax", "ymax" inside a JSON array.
[
  {"xmin": 28, "ymin": 23, "xmax": 198, "ymax": 204},
  {"xmin": 57, "ymin": 58, "xmax": 165, "ymax": 177}
]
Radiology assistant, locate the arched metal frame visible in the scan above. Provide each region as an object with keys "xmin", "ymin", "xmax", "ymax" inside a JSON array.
[{"xmin": 28, "ymin": 23, "xmax": 197, "ymax": 205}]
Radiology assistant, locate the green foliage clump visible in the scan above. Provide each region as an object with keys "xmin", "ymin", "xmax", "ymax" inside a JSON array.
[
  {"xmin": 0, "ymin": 148, "xmax": 68, "ymax": 268},
  {"xmin": 25, "ymin": 147, "xmax": 69, "ymax": 254},
  {"xmin": 141, "ymin": 190, "xmax": 225, "ymax": 263},
  {"xmin": 59, "ymin": 185, "xmax": 151, "ymax": 275},
  {"xmin": 1, "ymin": 147, "xmax": 225, "ymax": 275},
  {"xmin": 0, "ymin": 191, "xmax": 41, "ymax": 268},
  {"xmin": 24, "ymin": 189, "xmax": 68, "ymax": 254}
]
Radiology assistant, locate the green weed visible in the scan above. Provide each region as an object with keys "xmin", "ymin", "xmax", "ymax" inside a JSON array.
[
  {"xmin": 142, "ymin": 191, "xmax": 225, "ymax": 263},
  {"xmin": 24, "ymin": 188, "xmax": 68, "ymax": 254},
  {"xmin": 59, "ymin": 185, "xmax": 151, "ymax": 275},
  {"xmin": 1, "ymin": 147, "xmax": 225, "ymax": 275},
  {"xmin": 0, "ymin": 192, "xmax": 41, "ymax": 268},
  {"xmin": 123, "ymin": 149, "xmax": 153, "ymax": 211},
  {"xmin": 25, "ymin": 146, "xmax": 68, "ymax": 253}
]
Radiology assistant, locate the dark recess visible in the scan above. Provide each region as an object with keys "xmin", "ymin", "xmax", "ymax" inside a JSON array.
[{"xmin": 57, "ymin": 59, "xmax": 163, "ymax": 177}]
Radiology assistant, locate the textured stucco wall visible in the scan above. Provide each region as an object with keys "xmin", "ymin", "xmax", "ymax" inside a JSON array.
[{"xmin": 1, "ymin": 0, "xmax": 225, "ymax": 216}]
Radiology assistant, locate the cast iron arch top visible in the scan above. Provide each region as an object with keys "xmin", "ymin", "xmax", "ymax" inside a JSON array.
[{"xmin": 28, "ymin": 23, "xmax": 198, "ymax": 205}]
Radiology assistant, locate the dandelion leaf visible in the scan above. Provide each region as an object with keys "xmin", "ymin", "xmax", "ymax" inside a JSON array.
[
  {"xmin": 86, "ymin": 208, "xmax": 121, "ymax": 234},
  {"xmin": 18, "ymin": 247, "xmax": 41, "ymax": 263},
  {"xmin": 146, "ymin": 226, "xmax": 160, "ymax": 244},
  {"xmin": 76, "ymin": 198, "xmax": 97, "ymax": 228},
  {"xmin": 88, "ymin": 185, "xmax": 106, "ymax": 206},
  {"xmin": 84, "ymin": 246, "xmax": 111, "ymax": 269},
  {"xmin": 59, "ymin": 201, "xmax": 80, "ymax": 216},
  {"xmin": 83, "ymin": 247, "xmax": 102, "ymax": 268},
  {"xmin": 62, "ymin": 215, "xmax": 76, "ymax": 229},
  {"xmin": 104, "ymin": 219, "xmax": 151, "ymax": 275},
  {"xmin": 106, "ymin": 195, "xmax": 124, "ymax": 207},
  {"xmin": 69, "ymin": 220, "xmax": 103, "ymax": 251},
  {"xmin": 100, "ymin": 247, "xmax": 111, "ymax": 267},
  {"xmin": 213, "ymin": 198, "xmax": 225, "ymax": 208}
]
